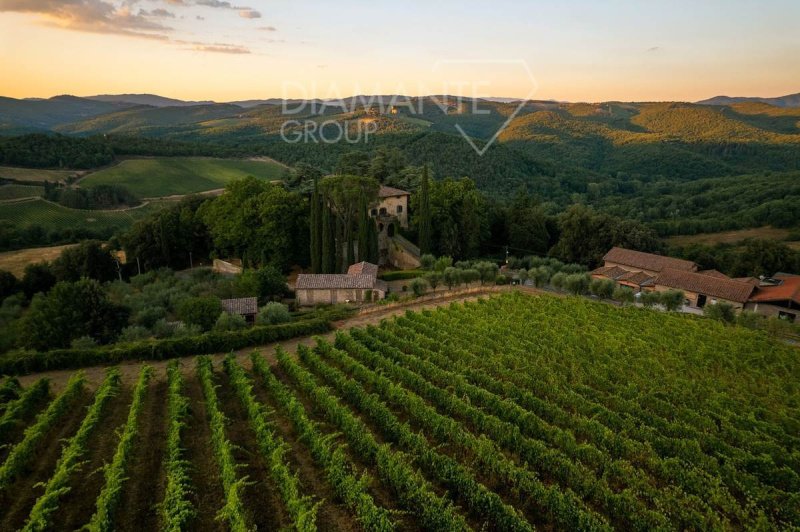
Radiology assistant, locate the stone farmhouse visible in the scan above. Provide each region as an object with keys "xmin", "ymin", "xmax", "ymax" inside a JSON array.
[{"xmin": 295, "ymin": 261, "xmax": 387, "ymax": 306}]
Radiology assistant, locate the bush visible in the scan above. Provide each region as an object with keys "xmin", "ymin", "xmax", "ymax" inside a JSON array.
[
  {"xmin": 118, "ymin": 325, "xmax": 151, "ymax": 342},
  {"xmin": 0, "ymin": 270, "xmax": 20, "ymax": 299},
  {"xmin": 639, "ymin": 291, "xmax": 661, "ymax": 307},
  {"xmin": 379, "ymin": 270, "xmax": 424, "ymax": 281},
  {"xmin": 410, "ymin": 277, "xmax": 428, "ymax": 297},
  {"xmin": 424, "ymin": 272, "xmax": 442, "ymax": 291},
  {"xmin": 176, "ymin": 296, "xmax": 222, "ymax": 332},
  {"xmin": 531, "ymin": 266, "xmax": 551, "ymax": 288},
  {"xmin": 564, "ymin": 273, "xmax": 590, "ymax": 295},
  {"xmin": 132, "ymin": 306, "xmax": 167, "ymax": 329},
  {"xmin": 434, "ymin": 256, "xmax": 453, "ymax": 272},
  {"xmin": 475, "ymin": 261, "xmax": 499, "ymax": 285},
  {"xmin": 704, "ymin": 302, "xmax": 736, "ymax": 323},
  {"xmin": 420, "ymin": 254, "xmax": 435, "ymax": 270},
  {"xmin": 613, "ymin": 286, "xmax": 636, "ymax": 305},
  {"xmin": 736, "ymin": 311, "xmax": 763, "ymax": 329},
  {"xmin": 71, "ymin": 336, "xmax": 97, "ymax": 349},
  {"xmin": 0, "ymin": 319, "xmax": 332, "ymax": 375},
  {"xmin": 550, "ymin": 272, "xmax": 567, "ymax": 290},
  {"xmin": 589, "ymin": 278, "xmax": 615, "ymax": 299},
  {"xmin": 659, "ymin": 290, "xmax": 685, "ymax": 311},
  {"xmin": 257, "ymin": 302, "xmax": 291, "ymax": 325},
  {"xmin": 443, "ymin": 267, "xmax": 460, "ymax": 289},
  {"xmin": 495, "ymin": 274, "xmax": 510, "ymax": 285},
  {"xmin": 214, "ymin": 312, "xmax": 247, "ymax": 332}
]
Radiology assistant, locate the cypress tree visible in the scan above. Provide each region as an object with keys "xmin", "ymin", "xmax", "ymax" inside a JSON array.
[
  {"xmin": 310, "ymin": 177, "xmax": 322, "ymax": 273},
  {"xmin": 367, "ymin": 215, "xmax": 380, "ymax": 264},
  {"xmin": 357, "ymin": 193, "xmax": 370, "ymax": 263},
  {"xmin": 321, "ymin": 196, "xmax": 334, "ymax": 273},
  {"xmin": 418, "ymin": 165, "xmax": 433, "ymax": 255},
  {"xmin": 335, "ymin": 215, "xmax": 344, "ymax": 273}
]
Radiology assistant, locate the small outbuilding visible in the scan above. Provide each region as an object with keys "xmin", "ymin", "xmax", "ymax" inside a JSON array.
[
  {"xmin": 295, "ymin": 261, "xmax": 386, "ymax": 306},
  {"xmin": 221, "ymin": 297, "xmax": 258, "ymax": 323}
]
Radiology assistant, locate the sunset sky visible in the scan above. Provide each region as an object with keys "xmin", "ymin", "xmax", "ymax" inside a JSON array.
[{"xmin": 1, "ymin": 0, "xmax": 798, "ymax": 103}]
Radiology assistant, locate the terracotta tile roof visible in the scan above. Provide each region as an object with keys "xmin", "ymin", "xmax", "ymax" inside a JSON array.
[
  {"xmin": 378, "ymin": 185, "xmax": 410, "ymax": 198},
  {"xmin": 295, "ymin": 274, "xmax": 377, "ymax": 290},
  {"xmin": 617, "ymin": 270, "xmax": 655, "ymax": 285},
  {"xmin": 654, "ymin": 268, "xmax": 755, "ymax": 303},
  {"xmin": 698, "ymin": 269, "xmax": 730, "ymax": 279},
  {"xmin": 346, "ymin": 261, "xmax": 379, "ymax": 278},
  {"xmin": 590, "ymin": 265, "xmax": 628, "ymax": 279},
  {"xmin": 221, "ymin": 297, "xmax": 258, "ymax": 315},
  {"xmin": 603, "ymin": 247, "xmax": 697, "ymax": 273},
  {"xmin": 734, "ymin": 277, "xmax": 761, "ymax": 286},
  {"xmin": 748, "ymin": 275, "xmax": 800, "ymax": 304}
]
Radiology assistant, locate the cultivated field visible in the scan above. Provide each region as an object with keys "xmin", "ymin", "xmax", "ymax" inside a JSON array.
[
  {"xmin": 0, "ymin": 166, "xmax": 77, "ymax": 183},
  {"xmin": 79, "ymin": 157, "xmax": 286, "ymax": 197},
  {"xmin": 667, "ymin": 226, "xmax": 798, "ymax": 247},
  {"xmin": 0, "ymin": 197, "xmax": 173, "ymax": 235},
  {"xmin": 0, "ymin": 293, "xmax": 797, "ymax": 531},
  {"xmin": 0, "ymin": 185, "xmax": 43, "ymax": 201},
  {"xmin": 0, "ymin": 244, "xmax": 76, "ymax": 277}
]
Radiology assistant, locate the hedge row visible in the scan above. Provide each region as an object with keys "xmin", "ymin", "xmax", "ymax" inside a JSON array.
[
  {"xmin": 0, "ymin": 319, "xmax": 332, "ymax": 375},
  {"xmin": 378, "ymin": 270, "xmax": 424, "ymax": 281}
]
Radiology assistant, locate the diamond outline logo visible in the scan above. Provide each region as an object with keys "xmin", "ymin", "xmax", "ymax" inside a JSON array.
[{"xmin": 431, "ymin": 59, "xmax": 539, "ymax": 156}]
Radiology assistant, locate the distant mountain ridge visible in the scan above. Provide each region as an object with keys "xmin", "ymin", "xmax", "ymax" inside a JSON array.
[
  {"xmin": 697, "ymin": 92, "xmax": 800, "ymax": 108},
  {"xmin": 87, "ymin": 93, "xmax": 216, "ymax": 107}
]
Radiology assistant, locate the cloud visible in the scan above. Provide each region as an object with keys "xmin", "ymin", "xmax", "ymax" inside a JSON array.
[
  {"xmin": 647, "ymin": 46, "xmax": 661, "ymax": 53},
  {"xmin": 196, "ymin": 15, "xmax": 204, "ymax": 20},
  {"xmin": 195, "ymin": 0, "xmax": 260, "ymax": 19},
  {"xmin": 0, "ymin": 0, "xmax": 172, "ymax": 37},
  {"xmin": 196, "ymin": 0, "xmax": 232, "ymax": 7},
  {"xmin": 238, "ymin": 9, "xmax": 260, "ymax": 18},
  {"xmin": 140, "ymin": 8, "xmax": 175, "ymax": 18},
  {"xmin": 259, "ymin": 25, "xmax": 277, "ymax": 31},
  {"xmin": 192, "ymin": 43, "xmax": 250, "ymax": 54}
]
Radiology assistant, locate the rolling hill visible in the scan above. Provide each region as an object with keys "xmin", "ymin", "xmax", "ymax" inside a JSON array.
[{"xmin": 697, "ymin": 92, "xmax": 800, "ymax": 108}]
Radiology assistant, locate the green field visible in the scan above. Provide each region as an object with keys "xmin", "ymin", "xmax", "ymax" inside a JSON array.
[
  {"xmin": 79, "ymin": 157, "xmax": 287, "ymax": 197},
  {"xmin": 0, "ymin": 185, "xmax": 43, "ymax": 200},
  {"xmin": 0, "ymin": 166, "xmax": 77, "ymax": 183},
  {"xmin": 0, "ymin": 293, "xmax": 797, "ymax": 530},
  {"xmin": 0, "ymin": 197, "xmax": 172, "ymax": 234}
]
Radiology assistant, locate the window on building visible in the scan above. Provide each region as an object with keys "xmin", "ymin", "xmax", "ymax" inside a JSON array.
[
  {"xmin": 379, "ymin": 207, "xmax": 387, "ymax": 215},
  {"xmin": 370, "ymin": 208, "xmax": 377, "ymax": 216},
  {"xmin": 397, "ymin": 205, "xmax": 403, "ymax": 213}
]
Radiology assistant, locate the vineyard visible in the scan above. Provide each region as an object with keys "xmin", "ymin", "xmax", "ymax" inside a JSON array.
[{"xmin": 0, "ymin": 292, "xmax": 798, "ymax": 531}]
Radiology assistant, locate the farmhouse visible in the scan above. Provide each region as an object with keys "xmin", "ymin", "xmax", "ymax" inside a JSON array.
[
  {"xmin": 369, "ymin": 185, "xmax": 419, "ymax": 268},
  {"xmin": 592, "ymin": 247, "xmax": 755, "ymax": 309},
  {"xmin": 295, "ymin": 261, "xmax": 386, "ymax": 306},
  {"xmin": 745, "ymin": 274, "xmax": 800, "ymax": 322},
  {"xmin": 221, "ymin": 296, "xmax": 258, "ymax": 323}
]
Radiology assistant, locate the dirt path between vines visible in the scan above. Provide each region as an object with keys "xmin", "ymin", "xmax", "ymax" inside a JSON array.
[{"xmin": 18, "ymin": 287, "xmax": 528, "ymax": 392}]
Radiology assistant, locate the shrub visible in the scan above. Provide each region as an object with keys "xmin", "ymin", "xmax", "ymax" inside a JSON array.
[
  {"xmin": 176, "ymin": 296, "xmax": 222, "ymax": 332},
  {"xmin": 214, "ymin": 312, "xmax": 247, "ymax": 332},
  {"xmin": 564, "ymin": 273, "xmax": 590, "ymax": 295},
  {"xmin": 71, "ymin": 336, "xmax": 97, "ymax": 349},
  {"xmin": 434, "ymin": 256, "xmax": 453, "ymax": 272},
  {"xmin": 379, "ymin": 270, "xmax": 424, "ymax": 281},
  {"xmin": 550, "ymin": 272, "xmax": 567, "ymax": 290},
  {"xmin": 257, "ymin": 302, "xmax": 291, "ymax": 325},
  {"xmin": 410, "ymin": 278, "xmax": 428, "ymax": 297},
  {"xmin": 639, "ymin": 291, "xmax": 661, "ymax": 307},
  {"xmin": 495, "ymin": 274, "xmax": 510, "ymax": 285},
  {"xmin": 118, "ymin": 326, "xmax": 151, "ymax": 343},
  {"xmin": 475, "ymin": 261, "xmax": 499, "ymax": 285},
  {"xmin": 132, "ymin": 306, "xmax": 166, "ymax": 328},
  {"xmin": 531, "ymin": 266, "xmax": 551, "ymax": 287},
  {"xmin": 420, "ymin": 254, "xmax": 435, "ymax": 270},
  {"xmin": 613, "ymin": 286, "xmax": 636, "ymax": 305},
  {"xmin": 736, "ymin": 311, "xmax": 763, "ymax": 329},
  {"xmin": 659, "ymin": 290, "xmax": 685, "ymax": 311},
  {"xmin": 589, "ymin": 278, "xmax": 615, "ymax": 299},
  {"xmin": 704, "ymin": 302, "xmax": 736, "ymax": 323},
  {"xmin": 424, "ymin": 272, "xmax": 442, "ymax": 291}
]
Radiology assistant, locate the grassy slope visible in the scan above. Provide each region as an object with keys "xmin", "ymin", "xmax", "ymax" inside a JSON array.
[
  {"xmin": 79, "ymin": 157, "xmax": 286, "ymax": 197},
  {"xmin": 0, "ymin": 166, "xmax": 77, "ymax": 183},
  {"xmin": 0, "ymin": 185, "xmax": 44, "ymax": 200},
  {"xmin": 0, "ymin": 244, "xmax": 76, "ymax": 277}
]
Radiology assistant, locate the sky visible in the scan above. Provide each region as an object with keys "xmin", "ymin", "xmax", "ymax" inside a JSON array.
[{"xmin": 0, "ymin": 0, "xmax": 798, "ymax": 103}]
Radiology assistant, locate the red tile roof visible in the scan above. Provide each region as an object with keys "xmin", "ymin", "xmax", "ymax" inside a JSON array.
[
  {"xmin": 346, "ymin": 261, "xmax": 379, "ymax": 277},
  {"xmin": 654, "ymin": 268, "xmax": 755, "ymax": 303},
  {"xmin": 698, "ymin": 269, "xmax": 730, "ymax": 279},
  {"xmin": 603, "ymin": 247, "xmax": 697, "ymax": 273},
  {"xmin": 748, "ymin": 275, "xmax": 800, "ymax": 304},
  {"xmin": 378, "ymin": 185, "xmax": 410, "ymax": 198},
  {"xmin": 617, "ymin": 270, "xmax": 655, "ymax": 285}
]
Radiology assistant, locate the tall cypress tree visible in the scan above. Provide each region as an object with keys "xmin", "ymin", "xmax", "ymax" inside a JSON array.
[
  {"xmin": 367, "ymin": 215, "xmax": 380, "ymax": 264},
  {"xmin": 321, "ymin": 195, "xmax": 334, "ymax": 273},
  {"xmin": 417, "ymin": 165, "xmax": 433, "ymax": 255},
  {"xmin": 310, "ymin": 177, "xmax": 322, "ymax": 273},
  {"xmin": 335, "ymin": 215, "xmax": 344, "ymax": 273},
  {"xmin": 357, "ymin": 193, "xmax": 370, "ymax": 263}
]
